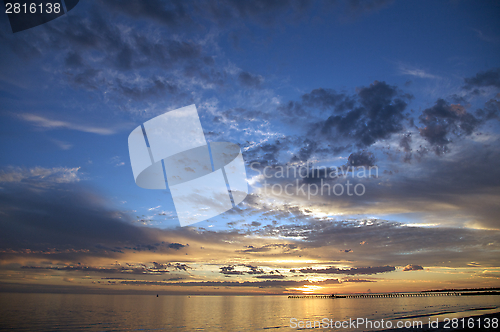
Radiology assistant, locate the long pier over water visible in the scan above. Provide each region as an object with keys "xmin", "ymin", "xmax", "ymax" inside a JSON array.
[{"xmin": 288, "ymin": 292, "xmax": 463, "ymax": 299}]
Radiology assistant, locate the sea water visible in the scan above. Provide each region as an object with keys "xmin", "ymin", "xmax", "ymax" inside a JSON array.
[{"xmin": 0, "ymin": 293, "xmax": 498, "ymax": 331}]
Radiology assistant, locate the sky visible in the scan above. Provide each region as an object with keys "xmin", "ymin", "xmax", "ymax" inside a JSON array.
[{"xmin": 0, "ymin": 0, "xmax": 499, "ymax": 295}]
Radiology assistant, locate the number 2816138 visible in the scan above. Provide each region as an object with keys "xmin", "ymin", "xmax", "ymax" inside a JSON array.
[{"xmin": 5, "ymin": 2, "xmax": 62, "ymax": 14}]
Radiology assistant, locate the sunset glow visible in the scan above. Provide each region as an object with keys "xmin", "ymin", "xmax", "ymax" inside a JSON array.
[{"xmin": 0, "ymin": 0, "xmax": 499, "ymax": 298}]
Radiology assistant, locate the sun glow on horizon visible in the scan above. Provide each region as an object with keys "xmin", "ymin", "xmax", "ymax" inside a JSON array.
[{"xmin": 290, "ymin": 285, "xmax": 325, "ymax": 294}]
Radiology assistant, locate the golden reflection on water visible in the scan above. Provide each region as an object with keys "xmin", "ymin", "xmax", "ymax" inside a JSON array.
[{"xmin": 0, "ymin": 293, "xmax": 498, "ymax": 331}]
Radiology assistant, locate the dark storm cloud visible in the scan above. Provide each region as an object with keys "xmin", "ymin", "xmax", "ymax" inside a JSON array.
[
  {"xmin": 54, "ymin": 27, "xmax": 205, "ymax": 94},
  {"xmin": 399, "ymin": 133, "xmax": 412, "ymax": 152},
  {"xmin": 168, "ymin": 243, "xmax": 186, "ymax": 250},
  {"xmin": 240, "ymin": 243, "xmax": 298, "ymax": 253},
  {"xmin": 448, "ymin": 94, "xmax": 469, "ymax": 106},
  {"xmin": 118, "ymin": 278, "xmax": 342, "ymax": 288},
  {"xmin": 299, "ymin": 266, "xmax": 395, "ymax": 275},
  {"xmin": 0, "ymin": 0, "xmax": 398, "ymax": 109},
  {"xmin": 245, "ymin": 81, "xmax": 411, "ymax": 164},
  {"xmin": 348, "ymin": 151, "xmax": 376, "ymax": 167},
  {"xmin": 21, "ymin": 265, "xmax": 161, "ymax": 274},
  {"xmin": 97, "ymin": 0, "xmax": 392, "ymax": 29},
  {"xmin": 301, "ymin": 88, "xmax": 356, "ymax": 113},
  {"xmin": 476, "ymin": 98, "xmax": 500, "ymax": 121},
  {"xmin": 220, "ymin": 265, "xmax": 244, "ymax": 275},
  {"xmin": 219, "ymin": 264, "xmax": 265, "ymax": 275},
  {"xmin": 250, "ymin": 217, "xmax": 500, "ymax": 268},
  {"xmin": 277, "ymin": 89, "xmax": 355, "ymax": 122},
  {"xmin": 418, "ymin": 99, "xmax": 480, "ymax": 154},
  {"xmin": 252, "ymin": 137, "xmax": 500, "ymax": 231},
  {"xmin": 317, "ymin": 81, "xmax": 411, "ymax": 147},
  {"xmin": 97, "ymin": 0, "xmax": 309, "ymax": 29},
  {"xmin": 0, "ymin": 5, "xmax": 220, "ymax": 103},
  {"xmin": 0, "ymin": 181, "xmax": 178, "ymax": 257},
  {"xmin": 399, "ymin": 133, "xmax": 413, "ymax": 162},
  {"xmin": 290, "ymin": 139, "xmax": 321, "ymax": 162},
  {"xmin": 21, "ymin": 261, "xmax": 192, "ymax": 274},
  {"xmin": 238, "ymin": 71, "xmax": 264, "ymax": 88},
  {"xmin": 166, "ymin": 263, "xmax": 191, "ymax": 271},
  {"xmin": 97, "ymin": 0, "xmax": 194, "ymax": 29},
  {"xmin": 0, "ymin": 0, "xmax": 402, "ymax": 124},
  {"xmin": 243, "ymin": 136, "xmax": 294, "ymax": 167},
  {"xmin": 254, "ymin": 274, "xmax": 285, "ymax": 279},
  {"xmin": 219, "ymin": 264, "xmax": 276, "ymax": 276},
  {"xmin": 278, "ymin": 101, "xmax": 307, "ymax": 118},
  {"xmin": 244, "ymin": 82, "xmax": 495, "ymax": 167},
  {"xmin": 209, "ymin": 196, "xmax": 499, "ymax": 270},
  {"xmin": 463, "ymin": 68, "xmax": 500, "ymax": 90},
  {"xmin": 42, "ymin": 15, "xmax": 203, "ymax": 70},
  {"xmin": 245, "ymin": 265, "xmax": 265, "ymax": 274}
]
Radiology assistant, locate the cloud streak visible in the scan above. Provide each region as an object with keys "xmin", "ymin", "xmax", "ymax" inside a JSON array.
[
  {"xmin": 19, "ymin": 114, "xmax": 115, "ymax": 135},
  {"xmin": 0, "ymin": 166, "xmax": 81, "ymax": 185},
  {"xmin": 398, "ymin": 64, "xmax": 440, "ymax": 79}
]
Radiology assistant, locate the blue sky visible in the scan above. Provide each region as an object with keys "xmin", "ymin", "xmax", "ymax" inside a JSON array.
[{"xmin": 0, "ymin": 0, "xmax": 499, "ymax": 294}]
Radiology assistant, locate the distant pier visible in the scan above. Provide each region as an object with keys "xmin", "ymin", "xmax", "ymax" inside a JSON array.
[{"xmin": 288, "ymin": 292, "xmax": 463, "ymax": 299}]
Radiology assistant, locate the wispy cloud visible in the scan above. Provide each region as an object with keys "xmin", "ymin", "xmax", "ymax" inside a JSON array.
[
  {"xmin": 49, "ymin": 138, "xmax": 73, "ymax": 150},
  {"xmin": 472, "ymin": 28, "xmax": 499, "ymax": 44},
  {"xmin": 398, "ymin": 64, "xmax": 440, "ymax": 79},
  {"xmin": 109, "ymin": 156, "xmax": 126, "ymax": 167},
  {"xmin": 0, "ymin": 166, "xmax": 81, "ymax": 185},
  {"xmin": 19, "ymin": 114, "xmax": 115, "ymax": 135}
]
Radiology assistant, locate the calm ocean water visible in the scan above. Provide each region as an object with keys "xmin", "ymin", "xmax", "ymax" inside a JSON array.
[{"xmin": 0, "ymin": 293, "xmax": 498, "ymax": 331}]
